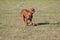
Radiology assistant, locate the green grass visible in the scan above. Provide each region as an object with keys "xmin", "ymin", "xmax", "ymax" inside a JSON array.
[{"xmin": 0, "ymin": 0, "xmax": 60, "ymax": 40}]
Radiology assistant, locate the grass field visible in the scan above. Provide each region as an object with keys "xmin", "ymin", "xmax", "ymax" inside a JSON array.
[{"xmin": 0, "ymin": 0, "xmax": 60, "ymax": 40}]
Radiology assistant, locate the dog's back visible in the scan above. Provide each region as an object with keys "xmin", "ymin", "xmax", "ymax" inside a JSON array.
[{"xmin": 21, "ymin": 9, "xmax": 32, "ymax": 19}]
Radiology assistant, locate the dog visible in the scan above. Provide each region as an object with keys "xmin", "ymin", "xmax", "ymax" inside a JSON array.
[{"xmin": 21, "ymin": 8, "xmax": 35, "ymax": 27}]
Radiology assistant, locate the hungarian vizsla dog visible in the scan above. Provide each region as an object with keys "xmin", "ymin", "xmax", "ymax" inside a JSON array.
[{"xmin": 21, "ymin": 8, "xmax": 35, "ymax": 27}]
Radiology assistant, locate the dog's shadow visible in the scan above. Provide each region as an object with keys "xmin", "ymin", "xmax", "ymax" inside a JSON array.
[
  {"xmin": 34, "ymin": 22, "xmax": 49, "ymax": 26},
  {"xmin": 33, "ymin": 22, "xmax": 60, "ymax": 26}
]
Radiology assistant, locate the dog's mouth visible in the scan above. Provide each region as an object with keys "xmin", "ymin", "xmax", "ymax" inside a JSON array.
[{"xmin": 32, "ymin": 9, "xmax": 36, "ymax": 13}]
